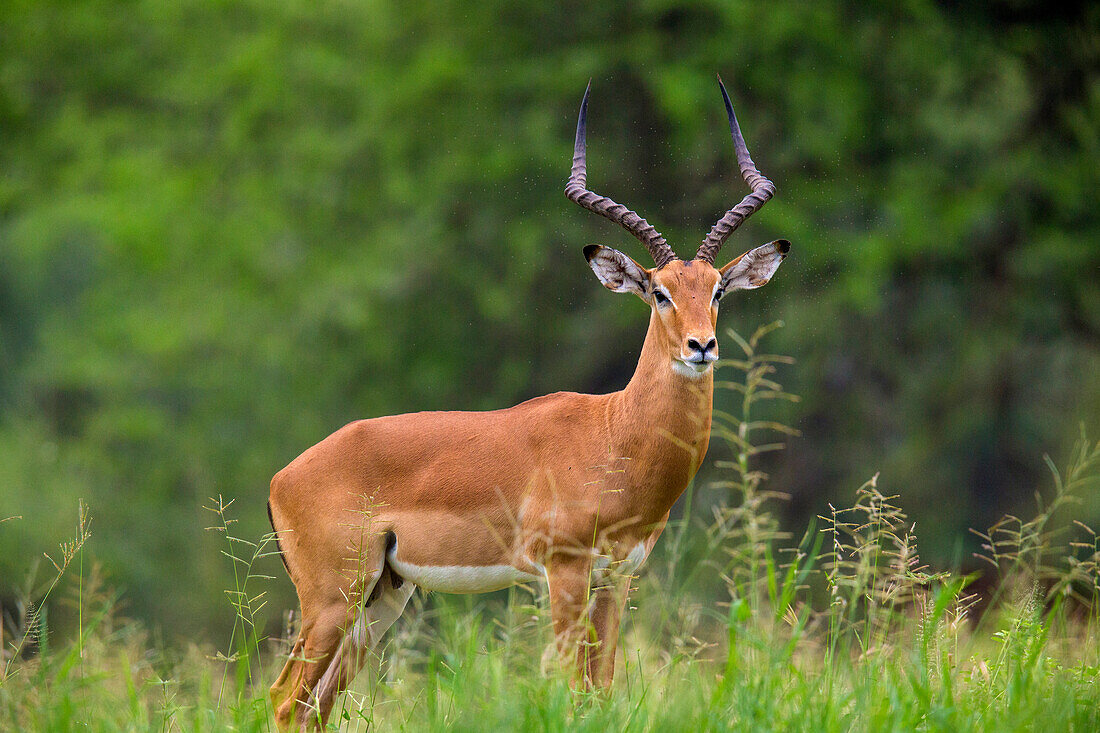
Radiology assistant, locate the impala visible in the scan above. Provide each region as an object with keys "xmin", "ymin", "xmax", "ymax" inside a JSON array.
[{"xmin": 267, "ymin": 77, "xmax": 789, "ymax": 730}]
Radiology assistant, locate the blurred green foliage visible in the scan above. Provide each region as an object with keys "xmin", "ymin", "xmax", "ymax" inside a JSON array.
[{"xmin": 1, "ymin": 1, "xmax": 1097, "ymax": 639}]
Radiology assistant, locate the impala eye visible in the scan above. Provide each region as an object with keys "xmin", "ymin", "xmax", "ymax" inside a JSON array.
[
  {"xmin": 713, "ymin": 289, "xmax": 724, "ymax": 302},
  {"xmin": 653, "ymin": 291, "xmax": 670, "ymax": 306}
]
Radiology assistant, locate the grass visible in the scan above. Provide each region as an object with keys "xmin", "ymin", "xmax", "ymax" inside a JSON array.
[{"xmin": 2, "ymin": 324, "xmax": 1099, "ymax": 731}]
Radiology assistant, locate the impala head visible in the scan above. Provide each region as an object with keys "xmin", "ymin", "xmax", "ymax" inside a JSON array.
[{"xmin": 566, "ymin": 76, "xmax": 789, "ymax": 378}]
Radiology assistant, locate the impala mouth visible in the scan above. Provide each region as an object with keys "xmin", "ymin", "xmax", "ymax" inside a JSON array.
[{"xmin": 675, "ymin": 355, "xmax": 715, "ymax": 374}]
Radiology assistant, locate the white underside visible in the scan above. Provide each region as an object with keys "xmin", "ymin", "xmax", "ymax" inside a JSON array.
[
  {"xmin": 385, "ymin": 531, "xmax": 652, "ymax": 596},
  {"xmin": 387, "ymin": 552, "xmax": 542, "ymax": 594}
]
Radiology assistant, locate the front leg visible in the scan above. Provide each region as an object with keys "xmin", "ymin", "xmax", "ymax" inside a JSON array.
[
  {"xmin": 545, "ymin": 553, "xmax": 594, "ymax": 685},
  {"xmin": 584, "ymin": 578, "xmax": 630, "ymax": 689},
  {"xmin": 584, "ymin": 515, "xmax": 667, "ymax": 688}
]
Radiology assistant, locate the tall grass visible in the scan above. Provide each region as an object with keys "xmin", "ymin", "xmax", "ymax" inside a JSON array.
[{"xmin": 2, "ymin": 324, "xmax": 1099, "ymax": 731}]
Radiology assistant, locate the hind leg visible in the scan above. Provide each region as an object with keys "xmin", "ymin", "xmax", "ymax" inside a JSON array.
[
  {"xmin": 271, "ymin": 601, "xmax": 354, "ymax": 731},
  {"xmin": 313, "ymin": 568, "xmax": 416, "ymax": 720},
  {"xmin": 270, "ymin": 540, "xmax": 389, "ymax": 731}
]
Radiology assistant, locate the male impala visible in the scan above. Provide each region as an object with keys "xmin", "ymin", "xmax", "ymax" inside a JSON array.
[{"xmin": 267, "ymin": 77, "xmax": 789, "ymax": 730}]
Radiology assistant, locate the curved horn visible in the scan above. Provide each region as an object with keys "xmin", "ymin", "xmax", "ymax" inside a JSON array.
[
  {"xmin": 696, "ymin": 75, "xmax": 776, "ymax": 264},
  {"xmin": 565, "ymin": 83, "xmax": 677, "ymax": 268}
]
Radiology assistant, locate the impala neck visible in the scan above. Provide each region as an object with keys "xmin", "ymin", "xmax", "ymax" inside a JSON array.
[{"xmin": 615, "ymin": 309, "xmax": 715, "ymax": 481}]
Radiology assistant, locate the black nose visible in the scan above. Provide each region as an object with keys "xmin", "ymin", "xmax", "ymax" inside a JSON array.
[{"xmin": 687, "ymin": 337, "xmax": 717, "ymax": 353}]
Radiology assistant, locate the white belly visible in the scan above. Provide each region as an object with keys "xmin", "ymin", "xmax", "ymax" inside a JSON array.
[{"xmin": 387, "ymin": 552, "xmax": 542, "ymax": 594}]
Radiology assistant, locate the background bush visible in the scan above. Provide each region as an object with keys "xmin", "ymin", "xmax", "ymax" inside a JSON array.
[{"xmin": 1, "ymin": 0, "xmax": 1097, "ymax": 640}]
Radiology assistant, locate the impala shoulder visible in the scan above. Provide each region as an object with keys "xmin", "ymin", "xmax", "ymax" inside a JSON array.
[
  {"xmin": 511, "ymin": 390, "xmax": 604, "ymax": 408},
  {"xmin": 504, "ymin": 390, "xmax": 608, "ymax": 420}
]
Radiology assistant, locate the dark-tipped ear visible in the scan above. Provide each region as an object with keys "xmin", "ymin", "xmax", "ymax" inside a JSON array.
[
  {"xmin": 719, "ymin": 239, "xmax": 790, "ymax": 293},
  {"xmin": 584, "ymin": 245, "xmax": 651, "ymax": 298}
]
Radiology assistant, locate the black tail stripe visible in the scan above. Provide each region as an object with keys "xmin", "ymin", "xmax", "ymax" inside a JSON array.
[{"xmin": 267, "ymin": 501, "xmax": 291, "ymax": 576}]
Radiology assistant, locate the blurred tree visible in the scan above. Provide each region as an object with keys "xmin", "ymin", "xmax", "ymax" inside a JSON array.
[{"xmin": 0, "ymin": 0, "xmax": 1096, "ymax": 636}]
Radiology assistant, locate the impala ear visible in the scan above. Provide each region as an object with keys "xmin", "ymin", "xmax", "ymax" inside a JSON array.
[
  {"xmin": 584, "ymin": 245, "xmax": 651, "ymax": 298},
  {"xmin": 719, "ymin": 239, "xmax": 791, "ymax": 292}
]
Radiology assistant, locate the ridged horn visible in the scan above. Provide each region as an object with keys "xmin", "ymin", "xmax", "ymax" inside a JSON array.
[
  {"xmin": 565, "ymin": 83, "xmax": 677, "ymax": 268},
  {"xmin": 696, "ymin": 75, "xmax": 776, "ymax": 264}
]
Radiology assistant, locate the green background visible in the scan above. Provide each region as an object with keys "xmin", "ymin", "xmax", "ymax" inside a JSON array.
[{"xmin": 1, "ymin": 0, "xmax": 1097, "ymax": 640}]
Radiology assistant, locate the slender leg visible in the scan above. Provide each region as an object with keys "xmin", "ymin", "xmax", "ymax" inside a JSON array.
[
  {"xmin": 269, "ymin": 633, "xmax": 304, "ymax": 721},
  {"xmin": 546, "ymin": 553, "xmax": 595, "ymax": 685},
  {"xmin": 271, "ymin": 542, "xmax": 388, "ymax": 731},
  {"xmin": 581, "ymin": 516, "xmax": 663, "ymax": 688},
  {"xmin": 313, "ymin": 573, "xmax": 416, "ymax": 722},
  {"xmin": 584, "ymin": 576, "xmax": 631, "ymax": 689},
  {"xmin": 271, "ymin": 601, "xmax": 354, "ymax": 731}
]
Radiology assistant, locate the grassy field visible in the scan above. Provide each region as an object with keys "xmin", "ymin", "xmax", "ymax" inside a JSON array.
[{"xmin": 3, "ymin": 329, "xmax": 1099, "ymax": 732}]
